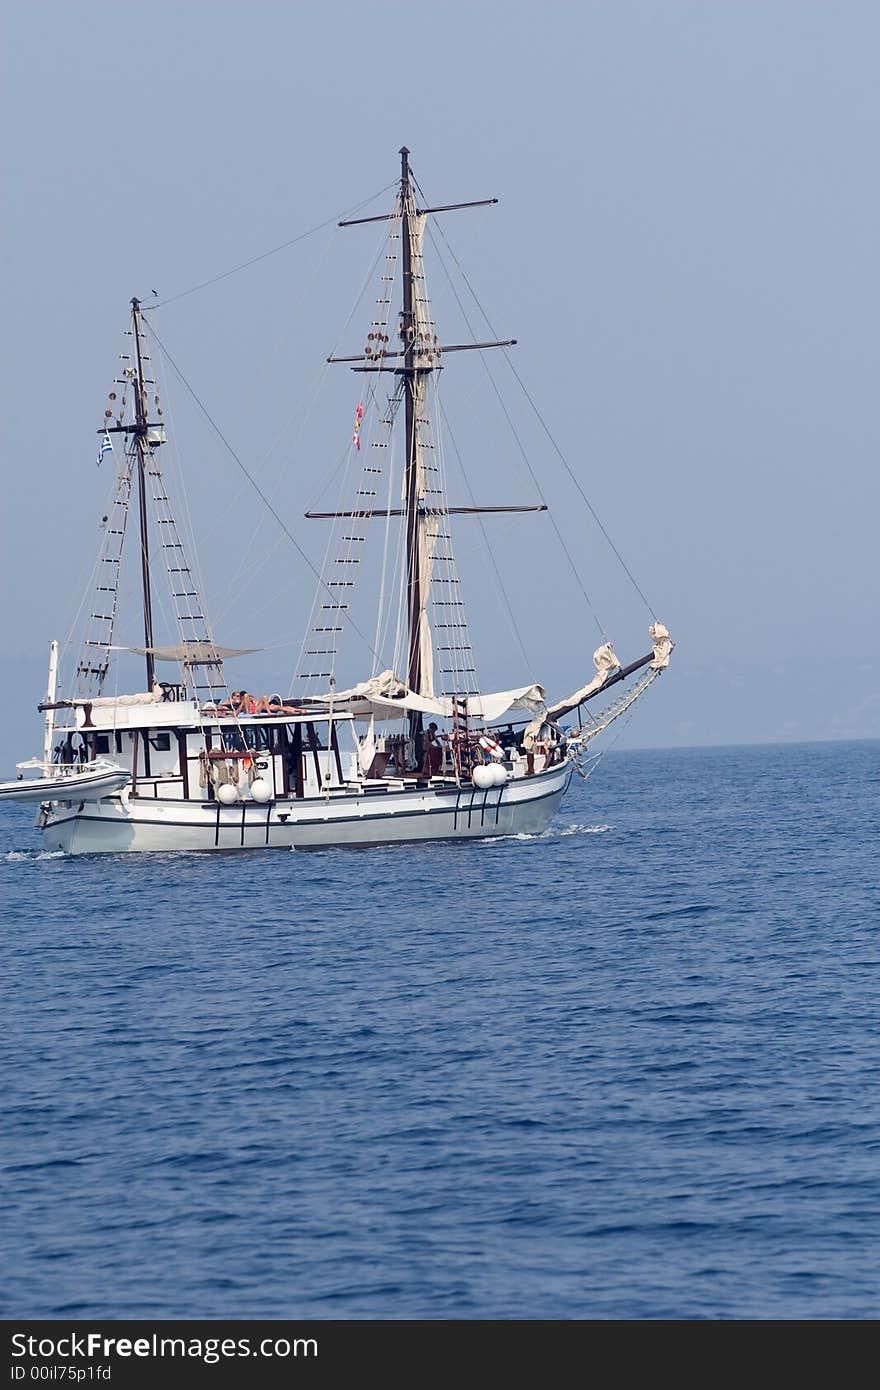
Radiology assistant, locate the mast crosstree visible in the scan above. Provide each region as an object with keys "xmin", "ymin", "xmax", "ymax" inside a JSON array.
[
  {"xmin": 310, "ymin": 147, "xmax": 528, "ymax": 757},
  {"xmin": 75, "ymin": 300, "xmax": 224, "ymax": 704}
]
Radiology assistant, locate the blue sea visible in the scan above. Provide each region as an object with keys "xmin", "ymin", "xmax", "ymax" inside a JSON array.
[{"xmin": 2, "ymin": 740, "xmax": 878, "ymax": 1320}]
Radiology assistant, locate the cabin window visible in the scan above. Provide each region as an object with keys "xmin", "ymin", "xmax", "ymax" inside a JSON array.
[
  {"xmin": 243, "ymin": 726, "xmax": 273, "ymax": 752},
  {"xmin": 221, "ymin": 726, "xmax": 274, "ymax": 752},
  {"xmin": 294, "ymin": 724, "xmax": 327, "ymax": 750},
  {"xmin": 148, "ymin": 731, "xmax": 171, "ymax": 751},
  {"xmin": 114, "ymin": 732, "xmax": 124, "ymax": 754},
  {"xmin": 95, "ymin": 735, "xmax": 110, "ymax": 755}
]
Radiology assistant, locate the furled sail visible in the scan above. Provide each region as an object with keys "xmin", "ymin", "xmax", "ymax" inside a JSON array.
[
  {"xmin": 545, "ymin": 642, "xmax": 622, "ymax": 721},
  {"xmin": 310, "ymin": 669, "xmax": 546, "ymax": 723},
  {"xmin": 525, "ymin": 624, "xmax": 674, "ymax": 742},
  {"xmin": 648, "ymin": 621, "xmax": 672, "ymax": 669},
  {"xmin": 411, "ymin": 210, "xmax": 435, "ymax": 698}
]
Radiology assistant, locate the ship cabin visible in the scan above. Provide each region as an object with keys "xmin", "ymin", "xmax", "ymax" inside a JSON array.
[
  {"xmin": 49, "ymin": 684, "xmax": 537, "ymax": 804},
  {"xmin": 49, "ymin": 690, "xmax": 356, "ymax": 804}
]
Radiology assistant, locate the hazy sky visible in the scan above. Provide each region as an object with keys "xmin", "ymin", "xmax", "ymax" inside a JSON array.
[{"xmin": 2, "ymin": 1, "xmax": 878, "ymax": 765}]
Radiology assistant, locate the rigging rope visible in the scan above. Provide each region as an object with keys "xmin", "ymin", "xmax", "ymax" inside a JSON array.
[
  {"xmin": 153, "ymin": 342, "xmax": 238, "ymax": 687},
  {"xmin": 437, "ymin": 397, "xmax": 533, "ymax": 675},
  {"xmin": 64, "ymin": 311, "xmax": 139, "ymax": 692},
  {"xmin": 209, "ymin": 219, "xmax": 388, "ymax": 636},
  {"xmin": 500, "ymin": 360, "xmax": 657, "ymax": 622},
  {"xmin": 144, "ymin": 320, "xmax": 384, "ymax": 672},
  {"xmin": 425, "ymin": 375, "xmax": 478, "ymax": 696},
  {"xmin": 291, "ymin": 210, "xmax": 402, "ymax": 695},
  {"xmin": 145, "ymin": 181, "xmax": 398, "ymax": 310},
  {"xmin": 372, "ymin": 383, "xmax": 405, "ymax": 673},
  {"xmin": 195, "ymin": 223, "xmax": 339, "ymax": 578},
  {"xmin": 302, "ymin": 222, "xmax": 399, "ymax": 513},
  {"xmin": 417, "ymin": 183, "xmax": 658, "ymax": 622},
  {"xmin": 424, "ymin": 217, "xmax": 606, "ymax": 641}
]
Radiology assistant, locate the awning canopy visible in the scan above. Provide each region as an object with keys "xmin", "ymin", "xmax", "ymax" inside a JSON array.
[
  {"xmin": 306, "ymin": 670, "xmax": 547, "ymax": 723},
  {"xmin": 113, "ymin": 643, "xmax": 259, "ymax": 664}
]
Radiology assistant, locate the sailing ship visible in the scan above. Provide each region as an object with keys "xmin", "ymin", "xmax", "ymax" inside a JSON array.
[{"xmin": 2, "ymin": 148, "xmax": 673, "ymax": 854}]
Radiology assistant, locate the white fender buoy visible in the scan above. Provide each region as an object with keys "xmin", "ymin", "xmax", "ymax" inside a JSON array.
[
  {"xmin": 489, "ymin": 762, "xmax": 509, "ymax": 786},
  {"xmin": 249, "ymin": 778, "xmax": 272, "ymax": 803},
  {"xmin": 216, "ymin": 783, "xmax": 238, "ymax": 805},
  {"xmin": 472, "ymin": 763, "xmax": 494, "ymax": 789}
]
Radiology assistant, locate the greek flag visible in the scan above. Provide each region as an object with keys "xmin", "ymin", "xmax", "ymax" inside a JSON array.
[{"xmin": 97, "ymin": 430, "xmax": 113, "ymax": 467}]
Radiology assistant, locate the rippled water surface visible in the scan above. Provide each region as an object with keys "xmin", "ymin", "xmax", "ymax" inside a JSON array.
[{"xmin": 2, "ymin": 741, "xmax": 878, "ymax": 1318}]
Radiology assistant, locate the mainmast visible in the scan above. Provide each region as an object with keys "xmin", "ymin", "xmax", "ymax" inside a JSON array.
[
  {"xmin": 399, "ymin": 147, "xmax": 424, "ymax": 755},
  {"xmin": 131, "ymin": 297, "xmax": 156, "ymax": 691},
  {"xmin": 319, "ymin": 148, "xmax": 519, "ymax": 751}
]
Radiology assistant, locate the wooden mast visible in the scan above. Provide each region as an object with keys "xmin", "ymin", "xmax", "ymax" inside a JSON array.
[
  {"xmin": 131, "ymin": 297, "xmax": 156, "ymax": 692},
  {"xmin": 399, "ymin": 147, "xmax": 424, "ymax": 762},
  {"xmin": 327, "ymin": 148, "xmax": 516, "ymax": 764}
]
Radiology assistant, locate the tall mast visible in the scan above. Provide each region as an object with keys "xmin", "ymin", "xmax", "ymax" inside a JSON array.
[
  {"xmin": 399, "ymin": 148, "xmax": 425, "ymax": 759},
  {"xmin": 131, "ymin": 297, "xmax": 156, "ymax": 691},
  {"xmin": 321, "ymin": 149, "xmax": 514, "ymax": 743},
  {"xmin": 400, "ymin": 148, "xmax": 422, "ymax": 702}
]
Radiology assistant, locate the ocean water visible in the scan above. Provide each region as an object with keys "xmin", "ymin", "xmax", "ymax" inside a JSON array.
[{"xmin": 1, "ymin": 740, "xmax": 878, "ymax": 1320}]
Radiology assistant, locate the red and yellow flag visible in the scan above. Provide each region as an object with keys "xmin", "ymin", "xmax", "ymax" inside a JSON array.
[{"xmin": 352, "ymin": 400, "xmax": 364, "ymax": 450}]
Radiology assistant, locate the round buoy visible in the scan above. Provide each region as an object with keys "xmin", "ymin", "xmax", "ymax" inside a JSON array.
[
  {"xmin": 249, "ymin": 778, "xmax": 272, "ymax": 804},
  {"xmin": 489, "ymin": 762, "xmax": 509, "ymax": 786},
  {"xmin": 216, "ymin": 783, "xmax": 238, "ymax": 805},
  {"xmin": 479, "ymin": 733, "xmax": 503, "ymax": 760},
  {"xmin": 472, "ymin": 763, "xmax": 494, "ymax": 789}
]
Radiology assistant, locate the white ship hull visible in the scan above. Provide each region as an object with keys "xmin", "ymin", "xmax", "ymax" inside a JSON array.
[{"xmin": 39, "ymin": 762, "xmax": 572, "ymax": 855}]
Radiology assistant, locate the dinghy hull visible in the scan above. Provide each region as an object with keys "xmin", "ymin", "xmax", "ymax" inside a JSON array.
[{"xmin": 1, "ymin": 763, "xmax": 130, "ymax": 805}]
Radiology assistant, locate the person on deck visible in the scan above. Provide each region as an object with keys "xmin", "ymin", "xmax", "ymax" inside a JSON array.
[
  {"xmin": 208, "ymin": 691, "xmax": 300, "ymax": 716},
  {"xmin": 420, "ymin": 722, "xmax": 443, "ymax": 777},
  {"xmin": 208, "ymin": 690, "xmax": 247, "ymax": 715},
  {"xmin": 253, "ymin": 693, "xmax": 301, "ymax": 714}
]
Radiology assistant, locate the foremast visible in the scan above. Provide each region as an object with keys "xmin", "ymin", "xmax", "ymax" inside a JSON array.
[
  {"xmin": 73, "ymin": 301, "xmax": 225, "ymax": 704},
  {"xmin": 130, "ymin": 297, "xmax": 157, "ymax": 692}
]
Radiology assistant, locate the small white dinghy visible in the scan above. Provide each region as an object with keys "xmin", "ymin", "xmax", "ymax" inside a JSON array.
[
  {"xmin": 0, "ymin": 639, "xmax": 130, "ymax": 805},
  {"xmin": 0, "ymin": 758, "xmax": 130, "ymax": 805}
]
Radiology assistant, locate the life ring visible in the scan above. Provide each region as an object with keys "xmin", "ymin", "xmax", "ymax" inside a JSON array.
[{"xmin": 478, "ymin": 733, "xmax": 503, "ymax": 760}]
